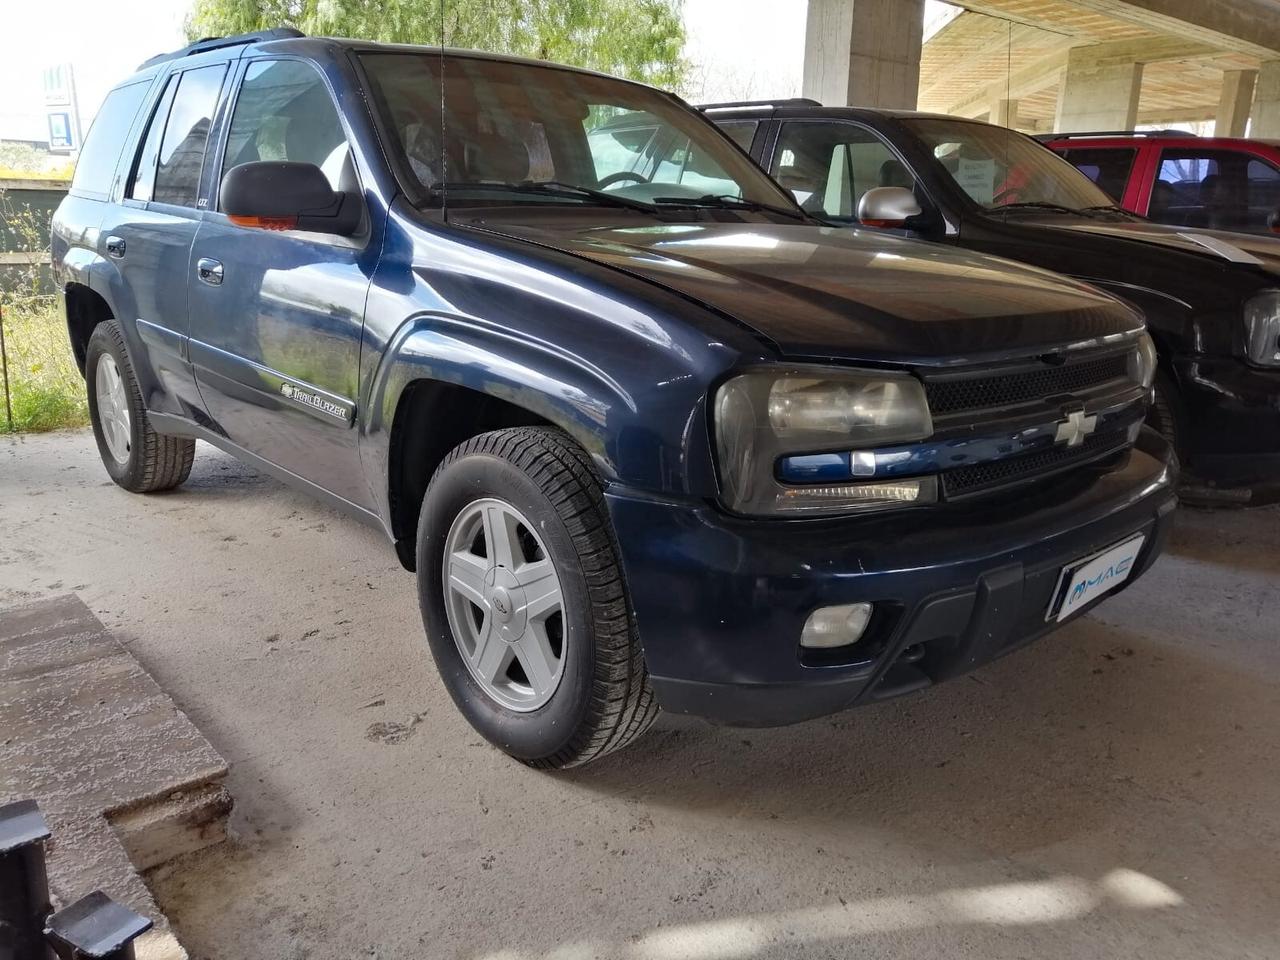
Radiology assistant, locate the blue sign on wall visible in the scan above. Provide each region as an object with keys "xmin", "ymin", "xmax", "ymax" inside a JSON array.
[{"xmin": 47, "ymin": 112, "xmax": 75, "ymax": 151}]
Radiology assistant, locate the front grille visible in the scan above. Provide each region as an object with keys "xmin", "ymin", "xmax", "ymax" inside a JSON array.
[
  {"xmin": 925, "ymin": 354, "xmax": 1129, "ymax": 416},
  {"xmin": 941, "ymin": 431, "xmax": 1129, "ymax": 498}
]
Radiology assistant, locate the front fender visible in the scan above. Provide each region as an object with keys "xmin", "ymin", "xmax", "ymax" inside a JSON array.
[
  {"xmin": 365, "ymin": 310, "xmax": 646, "ymax": 479},
  {"xmin": 357, "ymin": 209, "xmax": 775, "ymax": 531},
  {"xmin": 1072, "ymin": 276, "xmax": 1219, "ymax": 361}
]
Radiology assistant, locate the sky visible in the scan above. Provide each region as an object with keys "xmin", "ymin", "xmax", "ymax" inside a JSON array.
[
  {"xmin": 0, "ymin": 0, "xmax": 959, "ymax": 143},
  {"xmin": 0, "ymin": 0, "xmax": 188, "ymax": 143}
]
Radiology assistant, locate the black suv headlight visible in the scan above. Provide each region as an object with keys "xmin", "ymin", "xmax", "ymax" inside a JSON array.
[
  {"xmin": 1128, "ymin": 332, "xmax": 1158, "ymax": 390},
  {"xmin": 714, "ymin": 366, "xmax": 934, "ymax": 517},
  {"xmin": 1245, "ymin": 291, "xmax": 1280, "ymax": 366}
]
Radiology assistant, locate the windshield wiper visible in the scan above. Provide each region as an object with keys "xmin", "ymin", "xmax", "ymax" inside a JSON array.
[
  {"xmin": 651, "ymin": 194, "xmax": 810, "ymax": 221},
  {"xmin": 1080, "ymin": 203, "xmax": 1142, "ymax": 219},
  {"xmin": 428, "ymin": 180, "xmax": 657, "ymax": 213},
  {"xmin": 993, "ymin": 201, "xmax": 1083, "ymax": 215}
]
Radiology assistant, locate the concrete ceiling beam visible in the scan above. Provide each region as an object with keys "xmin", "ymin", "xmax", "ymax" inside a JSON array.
[{"xmin": 956, "ymin": 0, "xmax": 1280, "ymax": 58}]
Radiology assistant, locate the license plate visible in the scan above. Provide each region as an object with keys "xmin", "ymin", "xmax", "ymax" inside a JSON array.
[{"xmin": 1047, "ymin": 535, "xmax": 1146, "ymax": 623}]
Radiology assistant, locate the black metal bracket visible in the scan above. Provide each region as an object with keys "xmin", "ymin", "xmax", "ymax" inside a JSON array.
[{"xmin": 0, "ymin": 800, "xmax": 153, "ymax": 960}]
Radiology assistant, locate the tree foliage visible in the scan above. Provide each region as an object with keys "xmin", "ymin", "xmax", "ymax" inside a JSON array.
[{"xmin": 186, "ymin": 0, "xmax": 688, "ymax": 89}]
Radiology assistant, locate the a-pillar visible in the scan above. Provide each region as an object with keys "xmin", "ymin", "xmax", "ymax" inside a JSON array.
[
  {"xmin": 1054, "ymin": 46, "xmax": 1144, "ymax": 133},
  {"xmin": 802, "ymin": 0, "xmax": 925, "ymax": 108},
  {"xmin": 1216, "ymin": 69, "xmax": 1258, "ymax": 137}
]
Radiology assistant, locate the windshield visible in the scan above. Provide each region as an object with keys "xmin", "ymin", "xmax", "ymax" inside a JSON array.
[
  {"xmin": 905, "ymin": 117, "xmax": 1117, "ymax": 213},
  {"xmin": 361, "ymin": 53, "xmax": 799, "ymax": 213}
]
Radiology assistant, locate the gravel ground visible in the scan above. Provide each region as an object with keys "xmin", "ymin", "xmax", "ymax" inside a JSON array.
[{"xmin": 2, "ymin": 429, "xmax": 1278, "ymax": 960}]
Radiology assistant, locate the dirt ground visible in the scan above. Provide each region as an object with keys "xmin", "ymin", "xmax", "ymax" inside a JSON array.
[{"xmin": 2, "ymin": 429, "xmax": 1278, "ymax": 960}]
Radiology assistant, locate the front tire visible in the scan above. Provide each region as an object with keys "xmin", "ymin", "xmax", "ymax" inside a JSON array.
[
  {"xmin": 417, "ymin": 427, "xmax": 657, "ymax": 768},
  {"xmin": 86, "ymin": 320, "xmax": 195, "ymax": 493},
  {"xmin": 1146, "ymin": 369, "xmax": 1184, "ymax": 477}
]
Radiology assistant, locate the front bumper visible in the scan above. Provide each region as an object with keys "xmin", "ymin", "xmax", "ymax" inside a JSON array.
[
  {"xmin": 1176, "ymin": 357, "xmax": 1280, "ymax": 485},
  {"xmin": 605, "ymin": 446, "xmax": 1177, "ymax": 727}
]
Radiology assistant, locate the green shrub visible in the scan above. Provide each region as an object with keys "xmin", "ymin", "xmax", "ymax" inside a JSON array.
[
  {"xmin": 1, "ymin": 301, "xmax": 88, "ymax": 433},
  {"xmin": 1, "ymin": 186, "xmax": 87, "ymax": 433}
]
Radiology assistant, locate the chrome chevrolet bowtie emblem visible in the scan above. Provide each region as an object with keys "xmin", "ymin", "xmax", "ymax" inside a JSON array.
[{"xmin": 1055, "ymin": 410, "xmax": 1098, "ymax": 447}]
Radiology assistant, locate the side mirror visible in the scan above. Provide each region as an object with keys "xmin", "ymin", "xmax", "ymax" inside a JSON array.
[
  {"xmin": 220, "ymin": 161, "xmax": 360, "ymax": 236},
  {"xmin": 857, "ymin": 186, "xmax": 923, "ymax": 229},
  {"xmin": 1269, "ymin": 210, "xmax": 1280, "ymax": 235}
]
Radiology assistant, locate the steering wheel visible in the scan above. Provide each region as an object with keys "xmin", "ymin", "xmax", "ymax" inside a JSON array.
[{"xmin": 596, "ymin": 171, "xmax": 649, "ymax": 189}]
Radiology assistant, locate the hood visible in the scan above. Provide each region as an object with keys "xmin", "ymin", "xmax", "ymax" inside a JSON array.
[
  {"xmin": 1037, "ymin": 219, "xmax": 1280, "ymax": 275},
  {"xmin": 474, "ymin": 219, "xmax": 1141, "ymax": 363}
]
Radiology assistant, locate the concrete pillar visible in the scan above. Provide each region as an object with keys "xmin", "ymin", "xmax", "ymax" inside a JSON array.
[
  {"xmin": 1216, "ymin": 69, "xmax": 1258, "ymax": 137},
  {"xmin": 989, "ymin": 98, "xmax": 1020, "ymax": 129},
  {"xmin": 1251, "ymin": 61, "xmax": 1280, "ymax": 138},
  {"xmin": 803, "ymin": 0, "xmax": 925, "ymax": 108},
  {"xmin": 1054, "ymin": 46, "xmax": 1144, "ymax": 133}
]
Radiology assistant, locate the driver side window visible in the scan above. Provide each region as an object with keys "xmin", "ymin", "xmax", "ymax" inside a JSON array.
[
  {"xmin": 771, "ymin": 121, "xmax": 917, "ymax": 220},
  {"xmin": 221, "ymin": 59, "xmax": 354, "ymax": 203}
]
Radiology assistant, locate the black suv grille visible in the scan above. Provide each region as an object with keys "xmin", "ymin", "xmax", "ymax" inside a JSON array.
[
  {"xmin": 925, "ymin": 354, "xmax": 1129, "ymax": 416},
  {"xmin": 942, "ymin": 430, "xmax": 1129, "ymax": 499}
]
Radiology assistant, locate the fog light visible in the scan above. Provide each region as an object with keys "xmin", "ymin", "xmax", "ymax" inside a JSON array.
[{"xmin": 800, "ymin": 602, "xmax": 874, "ymax": 649}]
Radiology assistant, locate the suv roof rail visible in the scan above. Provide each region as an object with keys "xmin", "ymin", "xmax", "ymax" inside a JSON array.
[
  {"xmin": 1035, "ymin": 129, "xmax": 1195, "ymax": 142},
  {"xmin": 137, "ymin": 27, "xmax": 305, "ymax": 70},
  {"xmin": 698, "ymin": 98, "xmax": 822, "ymax": 112}
]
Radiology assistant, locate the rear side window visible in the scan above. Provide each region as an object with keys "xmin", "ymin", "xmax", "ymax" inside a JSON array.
[
  {"xmin": 1150, "ymin": 148, "xmax": 1280, "ymax": 233},
  {"xmin": 221, "ymin": 60, "xmax": 352, "ymax": 194},
  {"xmin": 1060, "ymin": 148, "xmax": 1136, "ymax": 202},
  {"xmin": 70, "ymin": 81, "xmax": 151, "ymax": 200},
  {"xmin": 146, "ymin": 65, "xmax": 227, "ymax": 208},
  {"xmin": 128, "ymin": 77, "xmax": 178, "ymax": 203}
]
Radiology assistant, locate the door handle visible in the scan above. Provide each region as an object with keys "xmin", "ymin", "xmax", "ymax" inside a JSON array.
[
  {"xmin": 196, "ymin": 258, "xmax": 224, "ymax": 286},
  {"xmin": 105, "ymin": 236, "xmax": 126, "ymax": 259}
]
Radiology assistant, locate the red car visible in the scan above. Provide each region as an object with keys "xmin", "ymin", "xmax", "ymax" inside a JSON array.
[{"xmin": 1043, "ymin": 131, "xmax": 1280, "ymax": 236}]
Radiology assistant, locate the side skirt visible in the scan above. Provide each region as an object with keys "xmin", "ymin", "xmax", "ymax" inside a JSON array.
[{"xmin": 147, "ymin": 411, "xmax": 392, "ymax": 541}]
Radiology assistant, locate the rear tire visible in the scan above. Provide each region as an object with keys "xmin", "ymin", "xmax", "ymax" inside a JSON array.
[
  {"xmin": 416, "ymin": 426, "xmax": 657, "ymax": 768},
  {"xmin": 86, "ymin": 320, "xmax": 195, "ymax": 493}
]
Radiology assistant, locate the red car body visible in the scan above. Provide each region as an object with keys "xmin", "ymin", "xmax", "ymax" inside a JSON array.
[{"xmin": 1044, "ymin": 133, "xmax": 1280, "ymax": 236}]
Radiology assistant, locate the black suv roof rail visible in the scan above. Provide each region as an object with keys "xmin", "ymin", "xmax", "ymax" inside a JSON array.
[
  {"xmin": 137, "ymin": 27, "xmax": 305, "ymax": 70},
  {"xmin": 1034, "ymin": 129, "xmax": 1195, "ymax": 142},
  {"xmin": 698, "ymin": 98, "xmax": 822, "ymax": 112}
]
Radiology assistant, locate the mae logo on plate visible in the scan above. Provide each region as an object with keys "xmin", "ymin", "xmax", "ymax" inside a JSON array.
[{"xmin": 1051, "ymin": 534, "xmax": 1146, "ymax": 622}]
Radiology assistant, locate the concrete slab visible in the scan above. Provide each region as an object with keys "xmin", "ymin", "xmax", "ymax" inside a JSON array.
[
  {"xmin": 3, "ymin": 431, "xmax": 1280, "ymax": 960},
  {"xmin": 0, "ymin": 594, "xmax": 232, "ymax": 960}
]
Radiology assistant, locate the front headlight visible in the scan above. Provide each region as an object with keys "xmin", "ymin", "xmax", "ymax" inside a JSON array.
[
  {"xmin": 1245, "ymin": 290, "xmax": 1280, "ymax": 366},
  {"xmin": 714, "ymin": 366, "xmax": 934, "ymax": 517},
  {"xmin": 1128, "ymin": 332, "xmax": 1158, "ymax": 390}
]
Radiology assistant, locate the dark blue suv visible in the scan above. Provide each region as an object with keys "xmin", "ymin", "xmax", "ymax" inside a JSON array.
[{"xmin": 53, "ymin": 30, "xmax": 1176, "ymax": 768}]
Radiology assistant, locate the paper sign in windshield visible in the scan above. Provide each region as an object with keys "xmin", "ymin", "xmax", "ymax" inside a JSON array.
[{"xmin": 956, "ymin": 157, "xmax": 997, "ymax": 205}]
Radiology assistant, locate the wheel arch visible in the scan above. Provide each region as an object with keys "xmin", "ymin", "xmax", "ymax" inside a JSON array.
[
  {"xmin": 384, "ymin": 378, "xmax": 559, "ymax": 570},
  {"xmin": 363, "ymin": 312, "xmax": 727, "ymax": 569},
  {"xmin": 63, "ymin": 282, "xmax": 116, "ymax": 375}
]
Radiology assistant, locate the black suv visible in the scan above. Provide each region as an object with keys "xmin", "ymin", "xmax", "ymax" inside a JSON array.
[
  {"xmin": 52, "ymin": 32, "xmax": 1174, "ymax": 767},
  {"xmin": 703, "ymin": 101, "xmax": 1280, "ymax": 497}
]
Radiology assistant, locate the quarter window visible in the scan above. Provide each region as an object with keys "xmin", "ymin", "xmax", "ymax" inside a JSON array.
[
  {"xmin": 717, "ymin": 120, "xmax": 758, "ymax": 153},
  {"xmin": 70, "ymin": 81, "xmax": 150, "ymax": 200},
  {"xmin": 222, "ymin": 60, "xmax": 353, "ymax": 195}
]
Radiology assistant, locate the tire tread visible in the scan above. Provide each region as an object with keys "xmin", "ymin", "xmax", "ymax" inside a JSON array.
[
  {"xmin": 88, "ymin": 320, "xmax": 195, "ymax": 493},
  {"xmin": 433, "ymin": 426, "xmax": 657, "ymax": 768}
]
